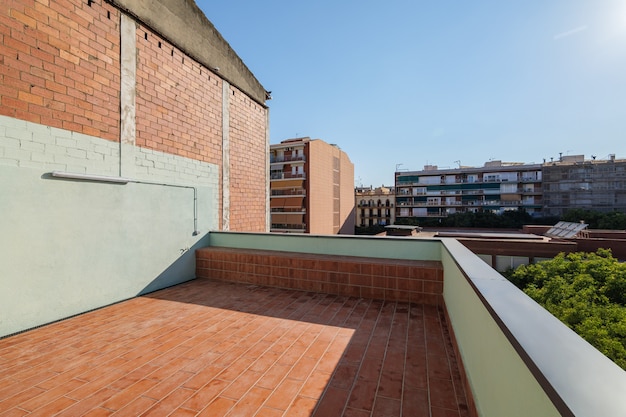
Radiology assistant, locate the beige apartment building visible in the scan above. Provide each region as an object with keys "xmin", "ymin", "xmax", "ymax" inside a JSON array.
[
  {"xmin": 270, "ymin": 138, "xmax": 355, "ymax": 234},
  {"xmin": 355, "ymin": 185, "xmax": 396, "ymax": 227},
  {"xmin": 395, "ymin": 161, "xmax": 544, "ymax": 221}
]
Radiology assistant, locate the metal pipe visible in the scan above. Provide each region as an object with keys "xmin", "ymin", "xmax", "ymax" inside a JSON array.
[{"xmin": 51, "ymin": 171, "xmax": 130, "ymax": 183}]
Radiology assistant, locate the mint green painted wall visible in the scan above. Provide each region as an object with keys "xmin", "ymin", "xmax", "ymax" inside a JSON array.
[
  {"xmin": 440, "ymin": 239, "xmax": 560, "ymax": 417},
  {"xmin": 0, "ymin": 114, "xmax": 219, "ymax": 337},
  {"xmin": 207, "ymin": 231, "xmax": 442, "ymax": 261}
]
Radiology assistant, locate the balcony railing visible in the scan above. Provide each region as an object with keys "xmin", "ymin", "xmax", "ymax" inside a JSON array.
[
  {"xmin": 270, "ymin": 208, "xmax": 306, "ymax": 213},
  {"xmin": 270, "ymin": 223, "xmax": 306, "ymax": 230},
  {"xmin": 270, "ymin": 155, "xmax": 305, "ymax": 163},
  {"xmin": 270, "ymin": 172, "xmax": 306, "ymax": 180},
  {"xmin": 270, "ymin": 189, "xmax": 306, "ymax": 196}
]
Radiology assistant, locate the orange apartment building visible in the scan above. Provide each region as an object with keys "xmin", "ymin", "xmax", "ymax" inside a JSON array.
[{"xmin": 270, "ymin": 138, "xmax": 355, "ymax": 234}]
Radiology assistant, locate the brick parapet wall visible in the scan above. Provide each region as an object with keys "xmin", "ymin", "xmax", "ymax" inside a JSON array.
[{"xmin": 196, "ymin": 247, "xmax": 444, "ymax": 305}]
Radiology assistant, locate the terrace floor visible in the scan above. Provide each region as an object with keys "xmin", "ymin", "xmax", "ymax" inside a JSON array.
[{"xmin": 0, "ymin": 279, "xmax": 471, "ymax": 417}]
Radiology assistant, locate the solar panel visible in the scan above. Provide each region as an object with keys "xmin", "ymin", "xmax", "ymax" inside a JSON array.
[{"xmin": 545, "ymin": 221, "xmax": 588, "ymax": 239}]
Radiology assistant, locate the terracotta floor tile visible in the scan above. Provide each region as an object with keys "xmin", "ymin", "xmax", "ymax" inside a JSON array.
[
  {"xmin": 429, "ymin": 378, "xmax": 460, "ymax": 410},
  {"xmin": 167, "ymin": 407, "xmax": 198, "ymax": 417},
  {"xmin": 140, "ymin": 387, "xmax": 195, "ymax": 416},
  {"xmin": 0, "ymin": 279, "xmax": 469, "ymax": 417},
  {"xmin": 328, "ymin": 363, "xmax": 359, "ymax": 390},
  {"xmin": 0, "ymin": 407, "xmax": 30, "ymax": 417},
  {"xmin": 343, "ymin": 407, "xmax": 371, "ymax": 417},
  {"xmin": 143, "ymin": 370, "xmax": 194, "ymax": 400},
  {"xmin": 311, "ymin": 386, "xmax": 350, "ymax": 417},
  {"xmin": 101, "ymin": 378, "xmax": 160, "ymax": 411},
  {"xmin": 287, "ymin": 355, "xmax": 318, "ymax": 381},
  {"xmin": 220, "ymin": 369, "xmax": 263, "ymax": 400},
  {"xmin": 81, "ymin": 407, "xmax": 113, "ymax": 417},
  {"xmin": 20, "ymin": 378, "xmax": 84, "ymax": 412},
  {"xmin": 255, "ymin": 406, "xmax": 285, "ymax": 417},
  {"xmin": 264, "ymin": 378, "xmax": 304, "ymax": 410},
  {"xmin": 196, "ymin": 396, "xmax": 236, "ymax": 416},
  {"xmin": 373, "ymin": 396, "xmax": 401, "ymax": 417},
  {"xmin": 346, "ymin": 379, "xmax": 377, "ymax": 412},
  {"xmin": 255, "ymin": 363, "xmax": 292, "ymax": 390},
  {"xmin": 431, "ymin": 406, "xmax": 463, "ymax": 417},
  {"xmin": 55, "ymin": 387, "xmax": 119, "ymax": 417},
  {"xmin": 109, "ymin": 392, "xmax": 158, "ymax": 416},
  {"xmin": 284, "ymin": 395, "xmax": 318, "ymax": 417},
  {"xmin": 223, "ymin": 387, "xmax": 272, "ymax": 417},
  {"xmin": 0, "ymin": 386, "xmax": 46, "ymax": 411},
  {"xmin": 299, "ymin": 370, "xmax": 332, "ymax": 399},
  {"xmin": 401, "ymin": 388, "xmax": 430, "ymax": 417},
  {"xmin": 181, "ymin": 378, "xmax": 229, "ymax": 411},
  {"xmin": 26, "ymin": 395, "xmax": 77, "ymax": 417},
  {"xmin": 182, "ymin": 364, "xmax": 225, "ymax": 391}
]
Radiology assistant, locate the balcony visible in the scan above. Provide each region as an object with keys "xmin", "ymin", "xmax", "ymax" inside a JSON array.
[
  {"xmin": 270, "ymin": 155, "xmax": 306, "ymax": 164},
  {"xmin": 270, "ymin": 207, "xmax": 306, "ymax": 213},
  {"xmin": 270, "ymin": 223, "xmax": 307, "ymax": 232},
  {"xmin": 270, "ymin": 172, "xmax": 306, "ymax": 180},
  {"xmin": 1, "ymin": 233, "xmax": 625, "ymax": 416},
  {"xmin": 271, "ymin": 189, "xmax": 306, "ymax": 197}
]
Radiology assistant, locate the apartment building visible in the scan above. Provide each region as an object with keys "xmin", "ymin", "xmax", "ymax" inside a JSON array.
[
  {"xmin": 542, "ymin": 154, "xmax": 626, "ymax": 216},
  {"xmin": 355, "ymin": 185, "xmax": 395, "ymax": 227},
  {"xmin": 395, "ymin": 161, "xmax": 543, "ymax": 220},
  {"xmin": 1, "ymin": 0, "xmax": 269, "ymax": 334},
  {"xmin": 270, "ymin": 138, "xmax": 355, "ymax": 234}
]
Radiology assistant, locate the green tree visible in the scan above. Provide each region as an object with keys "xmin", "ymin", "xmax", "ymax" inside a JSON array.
[
  {"xmin": 562, "ymin": 208, "xmax": 626, "ymax": 229},
  {"xmin": 508, "ymin": 249, "xmax": 626, "ymax": 369}
]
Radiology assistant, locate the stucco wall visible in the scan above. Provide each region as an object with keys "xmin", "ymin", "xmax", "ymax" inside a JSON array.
[
  {"xmin": 0, "ymin": 116, "xmax": 218, "ymax": 337},
  {"xmin": 307, "ymin": 140, "xmax": 354, "ymax": 235}
]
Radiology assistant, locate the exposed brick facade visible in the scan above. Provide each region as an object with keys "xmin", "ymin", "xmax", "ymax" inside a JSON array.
[
  {"xmin": 1, "ymin": 0, "xmax": 269, "ymax": 232},
  {"xmin": 0, "ymin": 0, "xmax": 120, "ymax": 141},
  {"xmin": 229, "ymin": 86, "xmax": 268, "ymax": 232},
  {"xmin": 134, "ymin": 24, "xmax": 222, "ymax": 164}
]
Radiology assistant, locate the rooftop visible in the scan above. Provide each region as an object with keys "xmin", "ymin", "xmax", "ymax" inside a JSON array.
[
  {"xmin": 2, "ymin": 232, "xmax": 626, "ymax": 417},
  {"xmin": 0, "ymin": 279, "xmax": 468, "ymax": 416}
]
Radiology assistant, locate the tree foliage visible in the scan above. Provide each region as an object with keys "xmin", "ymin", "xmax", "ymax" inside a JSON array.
[
  {"xmin": 562, "ymin": 208, "xmax": 626, "ymax": 229},
  {"xmin": 507, "ymin": 249, "xmax": 626, "ymax": 369},
  {"xmin": 395, "ymin": 209, "xmax": 558, "ymax": 229}
]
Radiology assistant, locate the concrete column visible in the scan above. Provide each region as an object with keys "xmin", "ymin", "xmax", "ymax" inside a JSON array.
[
  {"xmin": 120, "ymin": 14, "xmax": 136, "ymax": 178},
  {"xmin": 222, "ymin": 81, "xmax": 230, "ymax": 231}
]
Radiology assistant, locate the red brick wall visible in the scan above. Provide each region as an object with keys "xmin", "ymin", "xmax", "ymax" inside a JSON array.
[
  {"xmin": 1, "ymin": 0, "xmax": 269, "ymax": 232},
  {"xmin": 0, "ymin": 0, "xmax": 120, "ymax": 140},
  {"xmin": 228, "ymin": 86, "xmax": 268, "ymax": 232},
  {"xmin": 197, "ymin": 247, "xmax": 444, "ymax": 305},
  {"xmin": 134, "ymin": 24, "xmax": 223, "ymax": 165}
]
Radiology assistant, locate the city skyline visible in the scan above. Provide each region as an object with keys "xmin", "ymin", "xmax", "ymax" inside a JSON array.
[{"xmin": 199, "ymin": 0, "xmax": 626, "ymax": 187}]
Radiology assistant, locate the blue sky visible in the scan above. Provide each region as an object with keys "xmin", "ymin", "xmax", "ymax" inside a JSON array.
[{"xmin": 197, "ymin": 0, "xmax": 626, "ymax": 187}]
